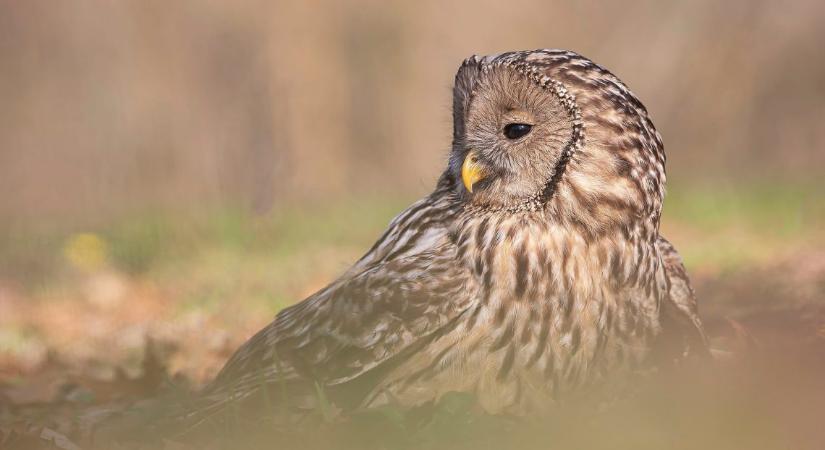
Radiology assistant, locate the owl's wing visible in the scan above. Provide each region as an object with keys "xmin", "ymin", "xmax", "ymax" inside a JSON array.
[
  {"xmin": 656, "ymin": 235, "xmax": 710, "ymax": 359},
  {"xmin": 191, "ymin": 194, "xmax": 473, "ymax": 419}
]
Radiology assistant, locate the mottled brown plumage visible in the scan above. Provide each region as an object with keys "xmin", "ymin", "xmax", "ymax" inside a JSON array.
[{"xmin": 192, "ymin": 49, "xmax": 707, "ymax": 420}]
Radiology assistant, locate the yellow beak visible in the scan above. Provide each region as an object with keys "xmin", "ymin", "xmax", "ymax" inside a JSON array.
[{"xmin": 461, "ymin": 150, "xmax": 487, "ymax": 193}]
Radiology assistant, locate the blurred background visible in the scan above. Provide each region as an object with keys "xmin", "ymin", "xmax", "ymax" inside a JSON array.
[{"xmin": 0, "ymin": 1, "xmax": 824, "ymax": 445}]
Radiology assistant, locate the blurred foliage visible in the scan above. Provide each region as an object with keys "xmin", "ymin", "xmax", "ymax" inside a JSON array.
[
  {"xmin": 1, "ymin": 0, "xmax": 824, "ymax": 225},
  {"xmin": 63, "ymin": 233, "xmax": 108, "ymax": 272}
]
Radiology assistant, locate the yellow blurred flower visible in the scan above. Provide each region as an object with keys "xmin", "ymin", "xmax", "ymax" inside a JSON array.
[{"xmin": 64, "ymin": 233, "xmax": 108, "ymax": 271}]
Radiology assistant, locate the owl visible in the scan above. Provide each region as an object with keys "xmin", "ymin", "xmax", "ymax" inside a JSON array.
[{"xmin": 189, "ymin": 49, "xmax": 708, "ymax": 421}]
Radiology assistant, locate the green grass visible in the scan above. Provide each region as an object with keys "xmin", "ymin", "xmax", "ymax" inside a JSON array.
[
  {"xmin": 662, "ymin": 182, "xmax": 824, "ymax": 269},
  {"xmin": 1, "ymin": 184, "xmax": 822, "ymax": 298},
  {"xmin": 664, "ymin": 182, "xmax": 823, "ymax": 236}
]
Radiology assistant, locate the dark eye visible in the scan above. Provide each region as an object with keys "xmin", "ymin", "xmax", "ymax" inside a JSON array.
[{"xmin": 503, "ymin": 123, "xmax": 532, "ymax": 139}]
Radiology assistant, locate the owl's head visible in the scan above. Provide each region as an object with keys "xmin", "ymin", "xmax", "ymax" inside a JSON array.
[{"xmin": 447, "ymin": 50, "xmax": 666, "ymax": 236}]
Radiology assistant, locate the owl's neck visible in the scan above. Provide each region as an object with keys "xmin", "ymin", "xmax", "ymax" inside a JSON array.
[{"xmin": 443, "ymin": 176, "xmax": 660, "ymax": 244}]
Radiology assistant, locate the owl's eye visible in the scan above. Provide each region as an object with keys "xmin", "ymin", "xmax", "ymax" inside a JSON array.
[{"xmin": 503, "ymin": 123, "xmax": 532, "ymax": 139}]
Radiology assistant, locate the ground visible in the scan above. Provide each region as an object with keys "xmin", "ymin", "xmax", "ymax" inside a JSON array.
[{"xmin": 1, "ymin": 185, "xmax": 824, "ymax": 449}]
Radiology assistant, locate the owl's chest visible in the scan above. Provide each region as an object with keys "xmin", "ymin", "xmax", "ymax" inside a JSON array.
[
  {"xmin": 462, "ymin": 227, "xmax": 661, "ymax": 361},
  {"xmin": 376, "ymin": 219, "xmax": 666, "ymax": 413}
]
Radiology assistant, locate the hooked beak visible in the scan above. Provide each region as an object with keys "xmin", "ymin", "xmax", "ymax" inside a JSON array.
[{"xmin": 461, "ymin": 150, "xmax": 488, "ymax": 193}]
